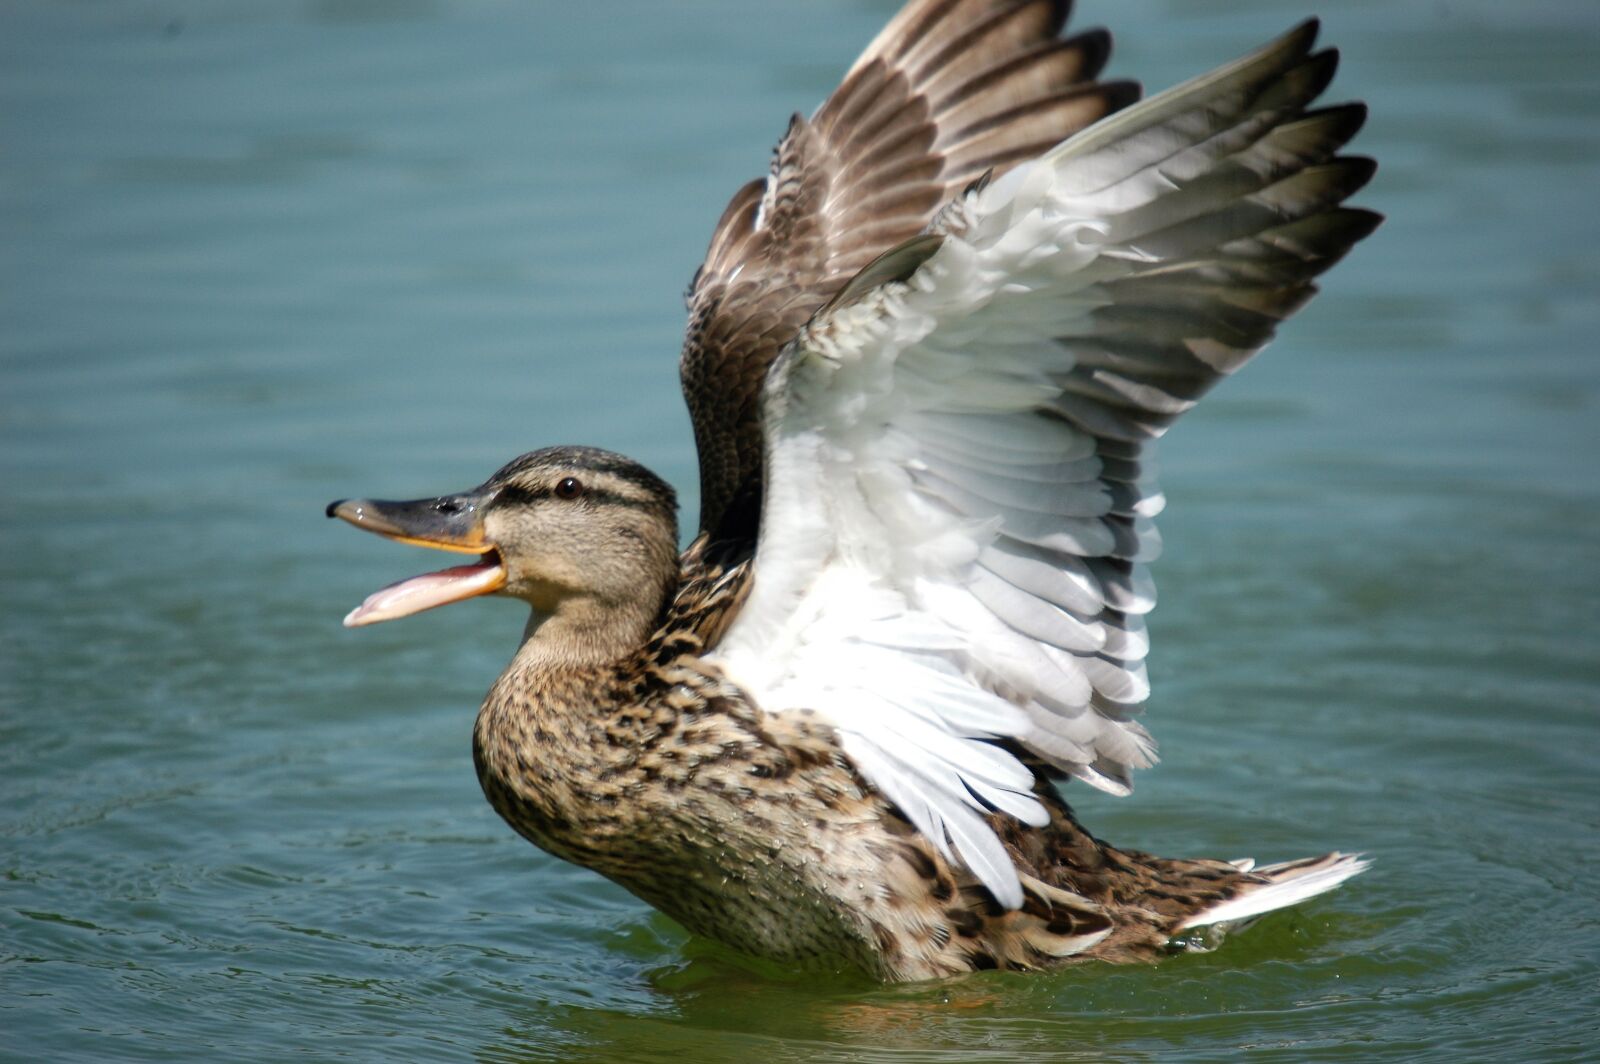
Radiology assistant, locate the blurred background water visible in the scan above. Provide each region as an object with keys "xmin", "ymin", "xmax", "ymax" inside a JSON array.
[{"xmin": 2, "ymin": 1, "xmax": 1597, "ymax": 1060}]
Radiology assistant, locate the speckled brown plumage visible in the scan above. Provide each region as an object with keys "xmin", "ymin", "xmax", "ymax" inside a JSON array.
[{"xmin": 468, "ymin": 526, "xmax": 1270, "ymax": 980}]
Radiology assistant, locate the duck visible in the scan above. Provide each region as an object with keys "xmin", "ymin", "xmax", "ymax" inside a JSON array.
[{"xmin": 328, "ymin": 0, "xmax": 1379, "ymax": 982}]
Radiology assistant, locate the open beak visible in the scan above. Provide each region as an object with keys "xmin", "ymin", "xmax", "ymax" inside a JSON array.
[{"xmin": 326, "ymin": 492, "xmax": 506, "ymax": 627}]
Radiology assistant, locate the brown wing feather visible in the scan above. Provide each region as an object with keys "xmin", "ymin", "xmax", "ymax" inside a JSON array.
[{"xmin": 681, "ymin": 0, "xmax": 1140, "ymax": 547}]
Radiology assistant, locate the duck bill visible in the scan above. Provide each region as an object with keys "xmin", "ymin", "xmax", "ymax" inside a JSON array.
[{"xmin": 326, "ymin": 493, "xmax": 506, "ymax": 627}]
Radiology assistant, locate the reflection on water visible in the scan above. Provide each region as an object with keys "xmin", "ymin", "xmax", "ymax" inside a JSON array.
[{"xmin": 2, "ymin": 0, "xmax": 1596, "ymax": 1061}]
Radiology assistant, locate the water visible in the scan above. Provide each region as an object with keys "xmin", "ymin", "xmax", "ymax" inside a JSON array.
[{"xmin": 3, "ymin": 0, "xmax": 1596, "ymax": 1060}]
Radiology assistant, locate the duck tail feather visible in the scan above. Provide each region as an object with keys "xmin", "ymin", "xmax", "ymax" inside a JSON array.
[{"xmin": 1174, "ymin": 850, "xmax": 1369, "ymax": 931}]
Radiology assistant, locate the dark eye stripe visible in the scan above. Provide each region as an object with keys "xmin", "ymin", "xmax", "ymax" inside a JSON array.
[
  {"xmin": 486, "ymin": 447, "xmax": 677, "ymax": 513},
  {"xmin": 494, "ymin": 484, "xmax": 545, "ymax": 507},
  {"xmin": 495, "ymin": 483, "xmax": 664, "ymax": 515}
]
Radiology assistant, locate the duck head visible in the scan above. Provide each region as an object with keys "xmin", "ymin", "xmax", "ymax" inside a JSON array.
[{"xmin": 329, "ymin": 446, "xmax": 679, "ymax": 649}]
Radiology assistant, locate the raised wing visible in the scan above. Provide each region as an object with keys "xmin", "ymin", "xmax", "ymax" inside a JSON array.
[
  {"xmin": 680, "ymin": 0, "xmax": 1137, "ymax": 545},
  {"xmin": 710, "ymin": 21, "xmax": 1379, "ymax": 908}
]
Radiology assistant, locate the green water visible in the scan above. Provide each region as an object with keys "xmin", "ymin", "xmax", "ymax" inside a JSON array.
[{"xmin": 3, "ymin": 1, "xmax": 1597, "ymax": 1060}]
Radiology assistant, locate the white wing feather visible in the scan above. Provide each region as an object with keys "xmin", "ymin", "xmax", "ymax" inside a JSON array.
[{"xmin": 710, "ymin": 22, "xmax": 1375, "ymax": 908}]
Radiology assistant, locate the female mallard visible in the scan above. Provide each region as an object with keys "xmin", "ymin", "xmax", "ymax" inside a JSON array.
[{"xmin": 329, "ymin": 0, "xmax": 1378, "ymax": 981}]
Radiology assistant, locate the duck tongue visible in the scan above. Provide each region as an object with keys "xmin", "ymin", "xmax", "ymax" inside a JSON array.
[{"xmin": 343, "ymin": 560, "xmax": 506, "ymax": 627}]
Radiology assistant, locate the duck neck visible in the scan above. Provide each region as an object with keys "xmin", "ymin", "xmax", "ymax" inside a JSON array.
[
  {"xmin": 474, "ymin": 577, "xmax": 682, "ymax": 874},
  {"xmin": 511, "ymin": 585, "xmax": 668, "ymax": 674}
]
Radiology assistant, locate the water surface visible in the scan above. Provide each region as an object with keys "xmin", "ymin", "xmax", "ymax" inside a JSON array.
[{"xmin": 3, "ymin": 1, "xmax": 1597, "ymax": 1060}]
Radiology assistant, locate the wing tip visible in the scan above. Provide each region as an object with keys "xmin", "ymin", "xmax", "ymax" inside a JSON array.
[
  {"xmin": 1288, "ymin": 16, "xmax": 1322, "ymax": 51},
  {"xmin": 1066, "ymin": 27, "xmax": 1114, "ymax": 81}
]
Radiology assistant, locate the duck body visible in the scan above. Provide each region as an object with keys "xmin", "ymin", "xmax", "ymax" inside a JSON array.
[
  {"xmin": 474, "ymin": 629, "xmax": 901, "ymax": 973},
  {"xmin": 330, "ymin": 0, "xmax": 1379, "ymax": 982},
  {"xmin": 466, "ymin": 531, "xmax": 1335, "ymax": 980}
]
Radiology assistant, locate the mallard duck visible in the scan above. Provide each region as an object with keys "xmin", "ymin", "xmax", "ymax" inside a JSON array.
[{"xmin": 329, "ymin": 0, "xmax": 1378, "ymax": 981}]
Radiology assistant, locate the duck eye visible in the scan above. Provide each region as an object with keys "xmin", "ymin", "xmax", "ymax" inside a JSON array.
[{"xmin": 554, "ymin": 477, "xmax": 584, "ymax": 500}]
